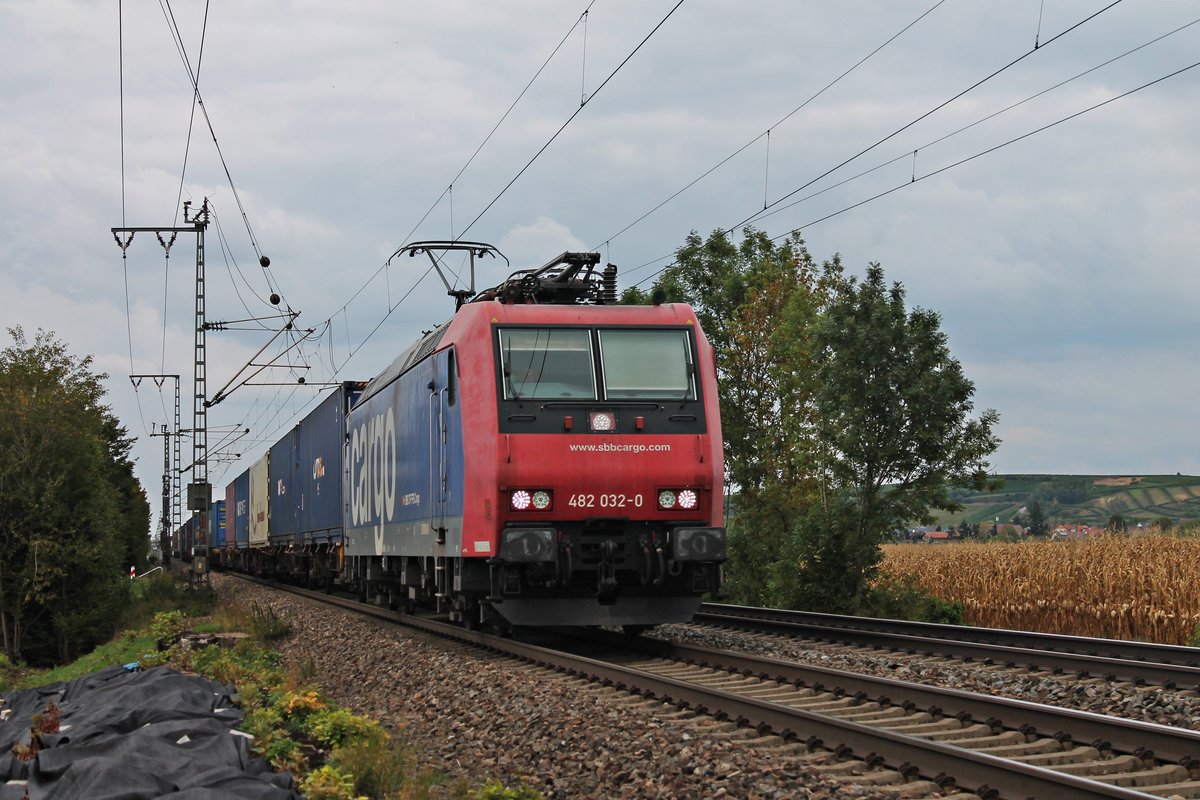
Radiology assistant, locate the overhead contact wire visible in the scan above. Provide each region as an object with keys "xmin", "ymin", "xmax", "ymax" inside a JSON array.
[
  {"xmin": 457, "ymin": 0, "xmax": 687, "ymax": 242},
  {"xmin": 730, "ymin": 0, "xmax": 1126, "ymax": 234},
  {"xmin": 630, "ymin": 56, "xmax": 1200, "ymax": 290},
  {"xmin": 395, "ymin": 1, "xmax": 598, "ymax": 251},
  {"xmin": 778, "ymin": 59, "xmax": 1200, "ymax": 238},
  {"xmin": 623, "ymin": 0, "xmax": 1126, "ymax": 282},
  {"xmin": 594, "ymin": 0, "xmax": 947, "ymax": 250},
  {"xmin": 746, "ymin": 14, "xmax": 1200, "ymax": 230}
]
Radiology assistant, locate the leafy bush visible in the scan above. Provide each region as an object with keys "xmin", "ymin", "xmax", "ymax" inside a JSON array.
[
  {"xmin": 300, "ymin": 765, "xmax": 366, "ymax": 800},
  {"xmin": 862, "ymin": 574, "xmax": 964, "ymax": 624},
  {"xmin": 308, "ymin": 708, "xmax": 384, "ymax": 749},
  {"xmin": 149, "ymin": 610, "xmax": 187, "ymax": 648}
]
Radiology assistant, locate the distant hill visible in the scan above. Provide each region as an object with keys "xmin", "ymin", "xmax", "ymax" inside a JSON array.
[{"xmin": 931, "ymin": 474, "xmax": 1200, "ymax": 529}]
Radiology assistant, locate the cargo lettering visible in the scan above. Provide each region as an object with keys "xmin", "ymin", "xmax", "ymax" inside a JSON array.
[{"xmin": 349, "ymin": 406, "xmax": 397, "ymax": 540}]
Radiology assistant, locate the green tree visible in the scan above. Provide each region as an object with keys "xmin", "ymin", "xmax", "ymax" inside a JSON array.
[
  {"xmin": 787, "ymin": 264, "xmax": 999, "ymax": 611},
  {"xmin": 1107, "ymin": 513, "xmax": 1127, "ymax": 533},
  {"xmin": 631, "ymin": 237, "xmax": 998, "ymax": 614},
  {"xmin": 631, "ymin": 228, "xmax": 841, "ymax": 605},
  {"xmin": 1026, "ymin": 499, "xmax": 1047, "ymax": 537},
  {"xmin": 0, "ymin": 327, "xmax": 149, "ymax": 664}
]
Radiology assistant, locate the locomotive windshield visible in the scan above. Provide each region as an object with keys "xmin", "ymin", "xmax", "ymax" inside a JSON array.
[
  {"xmin": 598, "ymin": 329, "xmax": 695, "ymax": 400},
  {"xmin": 499, "ymin": 328, "xmax": 597, "ymax": 399},
  {"xmin": 497, "ymin": 327, "xmax": 695, "ymax": 401}
]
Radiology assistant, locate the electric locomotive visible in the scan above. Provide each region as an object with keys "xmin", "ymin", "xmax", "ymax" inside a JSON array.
[{"xmin": 343, "ymin": 244, "xmax": 727, "ymax": 628}]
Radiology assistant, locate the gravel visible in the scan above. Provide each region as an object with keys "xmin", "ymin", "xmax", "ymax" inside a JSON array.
[{"xmin": 213, "ymin": 575, "xmax": 1197, "ymax": 798}]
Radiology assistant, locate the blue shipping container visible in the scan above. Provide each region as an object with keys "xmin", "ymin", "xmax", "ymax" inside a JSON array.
[
  {"xmin": 269, "ymin": 430, "xmax": 299, "ymax": 546},
  {"xmin": 298, "ymin": 382, "xmax": 362, "ymax": 546},
  {"xmin": 233, "ymin": 469, "xmax": 251, "ymax": 547},
  {"xmin": 209, "ymin": 500, "xmax": 226, "ymax": 548}
]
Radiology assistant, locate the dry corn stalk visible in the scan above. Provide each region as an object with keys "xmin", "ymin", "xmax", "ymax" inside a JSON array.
[{"xmin": 879, "ymin": 535, "xmax": 1200, "ymax": 644}]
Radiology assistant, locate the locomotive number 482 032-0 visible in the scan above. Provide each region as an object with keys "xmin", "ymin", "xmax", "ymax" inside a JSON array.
[{"xmin": 568, "ymin": 493, "xmax": 644, "ymax": 509}]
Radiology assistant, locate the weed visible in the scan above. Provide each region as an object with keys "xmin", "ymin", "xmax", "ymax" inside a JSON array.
[
  {"xmin": 473, "ymin": 780, "xmax": 545, "ymax": 800},
  {"xmin": 250, "ymin": 602, "xmax": 293, "ymax": 642},
  {"xmin": 330, "ymin": 727, "xmax": 439, "ymax": 799},
  {"xmin": 212, "ymin": 597, "xmax": 253, "ymax": 632}
]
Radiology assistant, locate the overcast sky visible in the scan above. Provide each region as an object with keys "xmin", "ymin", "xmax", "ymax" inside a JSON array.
[{"xmin": 2, "ymin": 1, "xmax": 1198, "ymax": 535}]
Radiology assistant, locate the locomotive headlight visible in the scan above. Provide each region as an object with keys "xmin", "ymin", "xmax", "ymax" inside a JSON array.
[
  {"xmin": 657, "ymin": 490, "xmax": 676, "ymax": 509},
  {"xmin": 589, "ymin": 411, "xmax": 616, "ymax": 432},
  {"xmin": 671, "ymin": 527, "xmax": 728, "ymax": 562},
  {"xmin": 500, "ymin": 528, "xmax": 557, "ymax": 563},
  {"xmin": 677, "ymin": 489, "xmax": 698, "ymax": 510},
  {"xmin": 511, "ymin": 489, "xmax": 552, "ymax": 511}
]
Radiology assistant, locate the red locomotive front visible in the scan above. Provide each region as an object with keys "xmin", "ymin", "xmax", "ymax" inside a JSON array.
[{"xmin": 452, "ymin": 294, "xmax": 726, "ymax": 627}]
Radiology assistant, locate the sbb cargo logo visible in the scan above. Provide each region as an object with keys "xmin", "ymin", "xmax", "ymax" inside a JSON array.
[{"xmin": 349, "ymin": 407, "xmax": 396, "ymax": 545}]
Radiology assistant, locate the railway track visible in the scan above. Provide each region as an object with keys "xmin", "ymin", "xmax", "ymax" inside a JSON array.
[
  {"xmin": 695, "ymin": 604, "xmax": 1200, "ymax": 690},
  {"xmin": 230, "ymin": 575, "xmax": 1200, "ymax": 799}
]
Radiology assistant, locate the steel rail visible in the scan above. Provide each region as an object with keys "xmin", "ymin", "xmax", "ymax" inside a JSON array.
[
  {"xmin": 605, "ymin": 632, "xmax": 1200, "ymax": 768},
  {"xmin": 700, "ymin": 604, "xmax": 1200, "ymax": 665},
  {"xmin": 696, "ymin": 604, "xmax": 1200, "ymax": 690},
  {"xmin": 229, "ymin": 575, "xmax": 1175, "ymax": 799}
]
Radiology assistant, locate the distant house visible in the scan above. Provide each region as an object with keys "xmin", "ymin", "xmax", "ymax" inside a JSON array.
[
  {"xmin": 1051, "ymin": 524, "xmax": 1091, "ymax": 541},
  {"xmin": 922, "ymin": 530, "xmax": 954, "ymax": 543}
]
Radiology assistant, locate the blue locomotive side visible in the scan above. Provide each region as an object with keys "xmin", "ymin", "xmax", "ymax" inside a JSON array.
[{"xmin": 344, "ymin": 348, "xmax": 465, "ymax": 559}]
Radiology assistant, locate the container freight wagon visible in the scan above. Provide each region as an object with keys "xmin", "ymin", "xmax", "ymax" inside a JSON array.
[
  {"xmin": 249, "ymin": 455, "xmax": 269, "ymax": 552},
  {"xmin": 269, "ymin": 429, "xmax": 298, "ymax": 551},
  {"xmin": 174, "ymin": 516, "xmax": 196, "ymax": 563},
  {"xmin": 270, "ymin": 381, "xmax": 365, "ymax": 586},
  {"xmin": 209, "ymin": 500, "xmax": 227, "ymax": 565},
  {"xmin": 225, "ymin": 468, "xmax": 251, "ymax": 569}
]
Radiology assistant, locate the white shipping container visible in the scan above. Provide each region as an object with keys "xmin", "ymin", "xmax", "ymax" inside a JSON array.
[{"xmin": 250, "ymin": 453, "xmax": 270, "ymax": 546}]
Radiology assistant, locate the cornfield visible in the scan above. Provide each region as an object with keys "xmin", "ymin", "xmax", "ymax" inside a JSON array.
[{"xmin": 879, "ymin": 535, "xmax": 1200, "ymax": 645}]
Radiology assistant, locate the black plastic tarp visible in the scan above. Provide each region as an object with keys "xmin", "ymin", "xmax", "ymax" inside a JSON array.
[{"xmin": 0, "ymin": 665, "xmax": 299, "ymax": 800}]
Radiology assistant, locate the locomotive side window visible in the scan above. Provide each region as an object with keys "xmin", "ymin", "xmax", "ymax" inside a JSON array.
[
  {"xmin": 499, "ymin": 328, "xmax": 597, "ymax": 400},
  {"xmin": 598, "ymin": 329, "xmax": 696, "ymax": 400}
]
